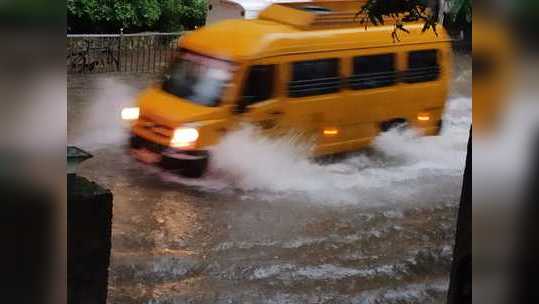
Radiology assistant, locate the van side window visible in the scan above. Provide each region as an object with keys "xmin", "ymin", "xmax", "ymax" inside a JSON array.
[
  {"xmin": 288, "ymin": 58, "xmax": 340, "ymax": 97},
  {"xmin": 242, "ymin": 65, "xmax": 275, "ymax": 105},
  {"xmin": 349, "ymin": 54, "xmax": 396, "ymax": 89},
  {"xmin": 403, "ymin": 50, "xmax": 440, "ymax": 83}
]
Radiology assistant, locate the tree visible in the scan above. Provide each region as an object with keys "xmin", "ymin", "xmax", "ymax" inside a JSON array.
[
  {"xmin": 359, "ymin": 0, "xmax": 471, "ymax": 41},
  {"xmin": 67, "ymin": 0, "xmax": 207, "ymax": 33},
  {"xmin": 67, "ymin": 0, "xmax": 160, "ymax": 33},
  {"xmin": 157, "ymin": 0, "xmax": 206, "ymax": 32}
]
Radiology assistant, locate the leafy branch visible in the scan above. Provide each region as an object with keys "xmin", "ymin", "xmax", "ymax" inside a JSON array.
[
  {"xmin": 355, "ymin": 0, "xmax": 438, "ymax": 42},
  {"xmin": 448, "ymin": 0, "xmax": 472, "ymax": 23}
]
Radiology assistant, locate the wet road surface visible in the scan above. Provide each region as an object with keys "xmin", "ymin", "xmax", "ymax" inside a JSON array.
[{"xmin": 68, "ymin": 55, "xmax": 471, "ymax": 303}]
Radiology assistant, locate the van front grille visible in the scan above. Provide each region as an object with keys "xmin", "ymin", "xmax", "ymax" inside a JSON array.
[
  {"xmin": 137, "ymin": 116, "xmax": 174, "ymax": 140},
  {"xmin": 130, "ymin": 136, "xmax": 166, "ymax": 153}
]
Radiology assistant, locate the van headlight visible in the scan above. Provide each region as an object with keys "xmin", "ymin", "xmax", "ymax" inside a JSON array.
[
  {"xmin": 170, "ymin": 127, "xmax": 199, "ymax": 148},
  {"xmin": 121, "ymin": 107, "xmax": 140, "ymax": 121}
]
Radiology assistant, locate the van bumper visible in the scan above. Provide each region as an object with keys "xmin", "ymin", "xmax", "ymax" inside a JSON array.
[{"xmin": 129, "ymin": 135, "xmax": 209, "ymax": 177}]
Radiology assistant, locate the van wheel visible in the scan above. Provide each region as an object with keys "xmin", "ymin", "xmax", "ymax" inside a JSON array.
[
  {"xmin": 180, "ymin": 159, "xmax": 209, "ymax": 178},
  {"xmin": 380, "ymin": 119, "xmax": 408, "ymax": 132}
]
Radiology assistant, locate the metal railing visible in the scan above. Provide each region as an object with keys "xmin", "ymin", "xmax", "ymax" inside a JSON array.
[{"xmin": 67, "ymin": 32, "xmax": 184, "ymax": 74}]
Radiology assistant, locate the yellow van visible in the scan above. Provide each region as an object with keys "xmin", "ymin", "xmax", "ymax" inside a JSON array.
[{"xmin": 122, "ymin": 0, "xmax": 453, "ymax": 177}]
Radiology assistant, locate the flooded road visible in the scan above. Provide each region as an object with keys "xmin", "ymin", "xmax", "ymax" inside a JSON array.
[{"xmin": 68, "ymin": 55, "xmax": 471, "ymax": 304}]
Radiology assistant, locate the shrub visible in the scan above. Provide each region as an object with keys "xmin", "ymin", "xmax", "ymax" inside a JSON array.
[{"xmin": 67, "ymin": 0, "xmax": 207, "ymax": 33}]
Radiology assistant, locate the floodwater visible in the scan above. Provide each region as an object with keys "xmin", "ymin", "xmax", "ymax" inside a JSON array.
[{"xmin": 67, "ymin": 55, "xmax": 471, "ymax": 304}]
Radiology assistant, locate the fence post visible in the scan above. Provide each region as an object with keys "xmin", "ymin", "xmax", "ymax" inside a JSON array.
[{"xmin": 118, "ymin": 28, "xmax": 124, "ymax": 72}]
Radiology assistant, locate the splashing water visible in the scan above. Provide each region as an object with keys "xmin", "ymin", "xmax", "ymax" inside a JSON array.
[
  {"xmin": 170, "ymin": 96, "xmax": 471, "ymax": 204},
  {"xmin": 69, "ymin": 77, "xmax": 139, "ymax": 151},
  {"xmin": 71, "ymin": 77, "xmax": 470, "ymax": 204}
]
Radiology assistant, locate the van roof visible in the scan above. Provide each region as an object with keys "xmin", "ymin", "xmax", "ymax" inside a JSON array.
[
  {"xmin": 182, "ymin": 1, "xmax": 451, "ymax": 61},
  {"xmin": 212, "ymin": 0, "xmax": 311, "ymax": 12}
]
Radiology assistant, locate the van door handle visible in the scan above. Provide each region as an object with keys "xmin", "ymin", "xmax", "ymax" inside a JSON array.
[{"xmin": 268, "ymin": 111, "xmax": 283, "ymax": 116}]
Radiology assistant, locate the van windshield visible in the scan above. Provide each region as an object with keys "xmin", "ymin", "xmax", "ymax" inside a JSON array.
[{"xmin": 162, "ymin": 52, "xmax": 234, "ymax": 107}]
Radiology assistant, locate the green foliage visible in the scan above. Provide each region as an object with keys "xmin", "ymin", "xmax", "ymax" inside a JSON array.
[
  {"xmin": 67, "ymin": 0, "xmax": 207, "ymax": 33},
  {"xmin": 359, "ymin": 0, "xmax": 471, "ymax": 41},
  {"xmin": 157, "ymin": 0, "xmax": 184, "ymax": 32},
  {"xmin": 358, "ymin": 0, "xmax": 436, "ymax": 42},
  {"xmin": 180, "ymin": 0, "xmax": 207, "ymax": 30},
  {"xmin": 448, "ymin": 0, "xmax": 472, "ymax": 23},
  {"xmin": 157, "ymin": 0, "xmax": 207, "ymax": 32}
]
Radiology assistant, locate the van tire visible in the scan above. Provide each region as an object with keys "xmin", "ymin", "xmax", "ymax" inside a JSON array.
[
  {"xmin": 380, "ymin": 119, "xmax": 408, "ymax": 132},
  {"xmin": 179, "ymin": 159, "xmax": 209, "ymax": 178}
]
